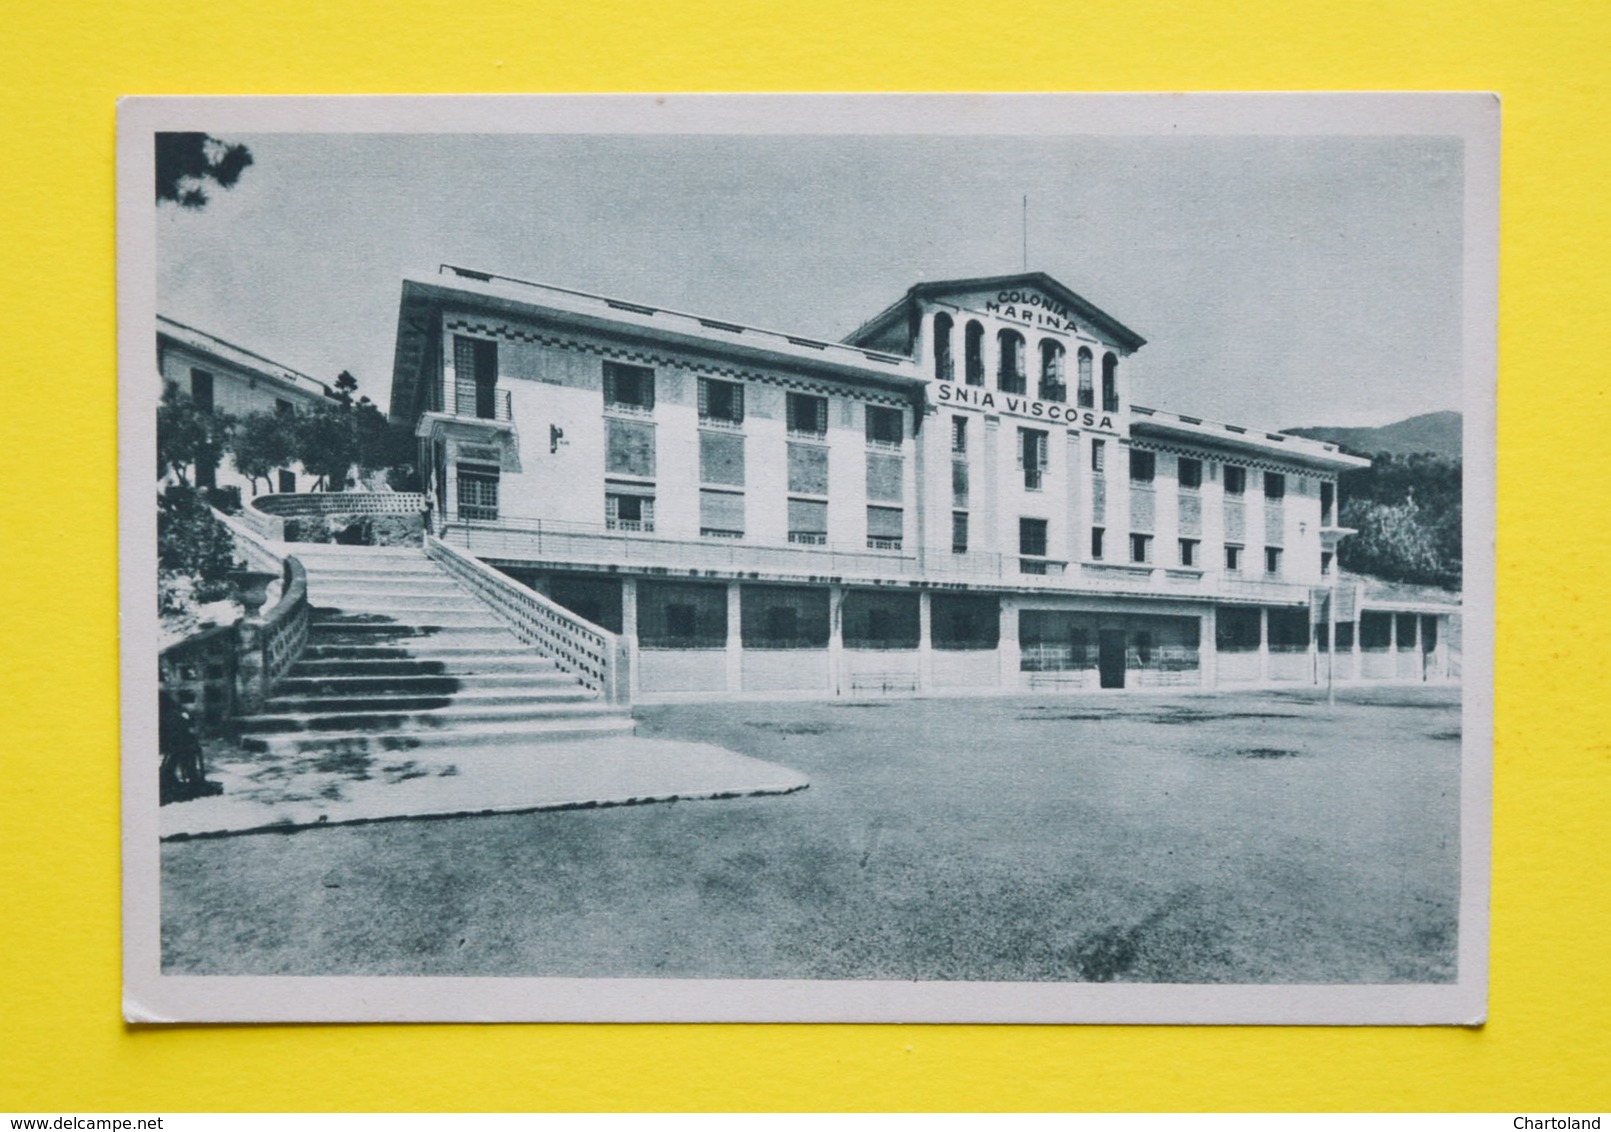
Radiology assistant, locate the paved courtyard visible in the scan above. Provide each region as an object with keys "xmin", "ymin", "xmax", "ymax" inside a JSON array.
[{"xmin": 161, "ymin": 684, "xmax": 1462, "ymax": 983}]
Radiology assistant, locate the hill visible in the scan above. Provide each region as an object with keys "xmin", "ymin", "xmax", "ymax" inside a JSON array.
[{"xmin": 1283, "ymin": 410, "xmax": 1461, "ymax": 459}]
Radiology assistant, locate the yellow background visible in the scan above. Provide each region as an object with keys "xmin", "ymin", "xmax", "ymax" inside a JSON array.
[{"xmin": 2, "ymin": 0, "xmax": 1606, "ymax": 1112}]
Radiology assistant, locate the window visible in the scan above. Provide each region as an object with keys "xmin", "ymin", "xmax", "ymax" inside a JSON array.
[
  {"xmin": 1178, "ymin": 457, "xmax": 1202, "ymax": 490},
  {"xmin": 275, "ymin": 398, "xmax": 293, "ymax": 416},
  {"xmin": 699, "ymin": 430, "xmax": 744, "ymax": 485},
  {"xmin": 1019, "ymin": 427, "xmax": 1048, "ymax": 490},
  {"xmin": 1019, "ymin": 518, "xmax": 1049, "ymax": 573},
  {"xmin": 639, "ymin": 580, "xmax": 726, "ymax": 649},
  {"xmin": 787, "ymin": 443, "xmax": 828, "ymax": 494},
  {"xmin": 867, "ymin": 452, "xmax": 903, "ymax": 502},
  {"xmin": 606, "ymin": 491, "xmax": 655, "ymax": 532},
  {"xmin": 453, "ymin": 336, "xmax": 499, "ymax": 419},
  {"xmin": 865, "ymin": 404, "xmax": 903, "ymax": 447},
  {"xmin": 932, "ymin": 593, "xmax": 1000, "ymax": 651},
  {"xmin": 951, "ymin": 415, "xmax": 968, "ymax": 455},
  {"xmin": 456, "ymin": 463, "xmax": 500, "ymax": 521},
  {"xmin": 1130, "ymin": 533, "xmax": 1153, "ymax": 564},
  {"xmin": 606, "ymin": 418, "xmax": 656, "ymax": 477},
  {"xmin": 603, "ymin": 362, "xmax": 655, "ymax": 412},
  {"xmin": 1265, "ymin": 546, "xmax": 1283, "ymax": 575},
  {"xmin": 964, "ymin": 320, "xmax": 985, "ymax": 385},
  {"xmin": 1225, "ymin": 544, "xmax": 1243, "ymax": 573},
  {"xmin": 1321, "ymin": 480, "xmax": 1335, "ymax": 525},
  {"xmin": 699, "ymin": 488, "xmax": 744, "ymax": 538},
  {"xmin": 698, "ymin": 377, "xmax": 744, "ymax": 424},
  {"xmin": 1019, "ymin": 517, "xmax": 1048, "ymax": 557},
  {"xmin": 933, "ymin": 313, "xmax": 954, "ymax": 381},
  {"xmin": 867, "ymin": 505, "xmax": 904, "ymax": 550},
  {"xmin": 189, "ymin": 368, "xmax": 214, "ymax": 412},
  {"xmin": 1264, "ymin": 471, "xmax": 1286, "ymax": 500},
  {"xmin": 787, "ymin": 498, "xmax": 827, "ymax": 545},
  {"xmin": 1076, "ymin": 347, "xmax": 1094, "ymax": 408},
  {"xmin": 1091, "ymin": 527, "xmax": 1106, "ymax": 560},
  {"xmin": 1101, "ymin": 352, "xmax": 1119, "ymax": 412},
  {"xmin": 1179, "ymin": 538, "xmax": 1199, "ymax": 567},
  {"xmin": 952, "ymin": 511, "xmax": 969, "ymax": 554},
  {"xmin": 844, "ymin": 590, "xmax": 920, "ymax": 650},
  {"xmin": 1038, "ymin": 340, "xmax": 1066, "ymax": 402},
  {"xmin": 997, "ymin": 330, "xmax": 1026, "ymax": 394},
  {"xmin": 1321, "ymin": 551, "xmax": 1334, "ymax": 576},
  {"xmin": 1130, "ymin": 449, "xmax": 1155, "ymax": 484},
  {"xmin": 951, "ymin": 459, "xmax": 969, "ymax": 506},
  {"xmin": 1224, "ymin": 464, "xmax": 1247, "ymax": 495},
  {"xmin": 786, "ymin": 392, "xmax": 827, "ymax": 437},
  {"xmin": 1090, "ymin": 438, "xmax": 1106, "ymax": 473}
]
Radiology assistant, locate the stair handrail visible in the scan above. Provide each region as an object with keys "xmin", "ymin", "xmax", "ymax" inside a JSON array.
[
  {"xmin": 424, "ymin": 534, "xmax": 631, "ymax": 705},
  {"xmin": 209, "ymin": 508, "xmax": 313, "ymax": 705}
]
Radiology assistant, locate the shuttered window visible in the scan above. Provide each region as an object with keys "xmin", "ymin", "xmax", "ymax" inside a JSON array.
[
  {"xmin": 787, "ymin": 498, "xmax": 828, "ymax": 544},
  {"xmin": 699, "ymin": 431, "xmax": 745, "ymax": 486},
  {"xmin": 867, "ymin": 505, "xmax": 904, "ymax": 549},
  {"xmin": 699, "ymin": 489, "xmax": 744, "ymax": 537},
  {"xmin": 698, "ymin": 377, "xmax": 744, "ymax": 423},
  {"xmin": 605, "ymin": 419, "xmax": 655, "ymax": 477},
  {"xmin": 603, "ymin": 362, "xmax": 655, "ymax": 410}
]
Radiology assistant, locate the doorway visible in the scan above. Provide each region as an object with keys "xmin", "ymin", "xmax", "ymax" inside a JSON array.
[{"xmin": 1098, "ymin": 629, "xmax": 1127, "ymax": 689}]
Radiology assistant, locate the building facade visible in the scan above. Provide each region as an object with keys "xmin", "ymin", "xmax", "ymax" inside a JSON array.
[
  {"xmin": 158, "ymin": 314, "xmax": 339, "ymax": 494},
  {"xmin": 387, "ymin": 266, "xmax": 1458, "ymax": 700}
]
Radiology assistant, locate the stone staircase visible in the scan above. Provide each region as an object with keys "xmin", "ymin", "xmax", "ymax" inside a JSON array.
[{"xmin": 238, "ymin": 544, "xmax": 634, "ymax": 756}]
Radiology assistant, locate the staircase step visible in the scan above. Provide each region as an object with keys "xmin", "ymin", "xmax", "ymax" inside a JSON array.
[
  {"xmin": 312, "ymin": 608, "xmax": 504, "ymax": 628},
  {"xmin": 255, "ymin": 687, "xmax": 599, "ymax": 715},
  {"xmin": 307, "ymin": 579, "xmax": 473, "ymax": 598},
  {"xmin": 293, "ymin": 656, "xmax": 561, "ymax": 677},
  {"xmin": 301, "ymin": 643, "xmax": 556, "ymax": 662},
  {"xmin": 310, "ymin": 595, "xmax": 489, "ymax": 615},
  {"xmin": 239, "ymin": 700, "xmax": 626, "ymax": 735},
  {"xmin": 278, "ymin": 672, "xmax": 584, "ymax": 695},
  {"xmin": 240, "ymin": 714, "xmax": 636, "ymax": 755},
  {"xmin": 305, "ymin": 624, "xmax": 517, "ymax": 646}
]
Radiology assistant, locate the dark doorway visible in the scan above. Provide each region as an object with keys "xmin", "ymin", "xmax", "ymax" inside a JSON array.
[{"xmin": 1098, "ymin": 629, "xmax": 1127, "ymax": 689}]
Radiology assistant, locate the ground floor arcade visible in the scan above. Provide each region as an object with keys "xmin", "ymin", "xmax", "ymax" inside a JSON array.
[{"xmin": 493, "ymin": 566, "xmax": 1457, "ymax": 701}]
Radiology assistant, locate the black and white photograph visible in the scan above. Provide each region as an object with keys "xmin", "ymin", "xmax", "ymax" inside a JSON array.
[{"xmin": 120, "ymin": 94, "xmax": 1496, "ymax": 1024}]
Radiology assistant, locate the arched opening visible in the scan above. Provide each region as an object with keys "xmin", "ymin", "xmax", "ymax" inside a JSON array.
[
  {"xmin": 964, "ymin": 320, "xmax": 985, "ymax": 386},
  {"xmin": 997, "ymin": 329, "xmax": 1026, "ymax": 394},
  {"xmin": 1038, "ymin": 339, "xmax": 1066, "ymax": 402},
  {"xmin": 1077, "ymin": 347, "xmax": 1094, "ymax": 408},
  {"xmin": 932, "ymin": 313, "xmax": 954, "ymax": 381},
  {"xmin": 1101, "ymin": 352, "xmax": 1119, "ymax": 413}
]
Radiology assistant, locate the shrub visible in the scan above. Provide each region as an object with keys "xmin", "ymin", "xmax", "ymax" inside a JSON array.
[{"xmin": 157, "ymin": 487, "xmax": 240, "ymax": 610}]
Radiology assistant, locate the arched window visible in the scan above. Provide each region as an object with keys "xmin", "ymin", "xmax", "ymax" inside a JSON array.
[
  {"xmin": 932, "ymin": 313, "xmax": 954, "ymax": 381},
  {"xmin": 1038, "ymin": 340, "xmax": 1066, "ymax": 402},
  {"xmin": 1101, "ymin": 352, "xmax": 1119, "ymax": 412},
  {"xmin": 1077, "ymin": 347, "xmax": 1094, "ymax": 408},
  {"xmin": 964, "ymin": 320, "xmax": 985, "ymax": 386},
  {"xmin": 997, "ymin": 329, "xmax": 1026, "ymax": 394}
]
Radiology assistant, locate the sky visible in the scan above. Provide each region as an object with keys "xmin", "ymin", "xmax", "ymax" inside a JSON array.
[{"xmin": 156, "ymin": 132, "xmax": 1466, "ymax": 429}]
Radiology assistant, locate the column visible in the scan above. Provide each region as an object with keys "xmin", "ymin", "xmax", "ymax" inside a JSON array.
[
  {"xmin": 1414, "ymin": 613, "xmax": 1426, "ymax": 682},
  {"xmin": 1308, "ymin": 601, "xmax": 1321, "ymax": 686},
  {"xmin": 827, "ymin": 584, "xmax": 845, "ymax": 696},
  {"xmin": 621, "ymin": 577, "xmax": 640, "ymax": 701},
  {"xmin": 1199, "ymin": 605, "xmax": 1218, "ymax": 689},
  {"xmin": 1435, "ymin": 614, "xmax": 1450, "ymax": 680},
  {"xmin": 917, "ymin": 589, "xmax": 934, "ymax": 692},
  {"xmin": 999, "ymin": 597, "xmax": 1020, "ymax": 690},
  {"xmin": 1387, "ymin": 609, "xmax": 1399, "ymax": 682},
  {"xmin": 1258, "ymin": 606, "xmax": 1270, "ymax": 682},
  {"xmin": 725, "ymin": 581, "xmax": 744, "ymax": 693},
  {"xmin": 1350, "ymin": 591, "xmax": 1363, "ymax": 679}
]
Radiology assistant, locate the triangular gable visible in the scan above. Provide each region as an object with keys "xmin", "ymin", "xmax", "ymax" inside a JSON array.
[{"xmin": 910, "ymin": 272, "xmax": 1146, "ymax": 353}]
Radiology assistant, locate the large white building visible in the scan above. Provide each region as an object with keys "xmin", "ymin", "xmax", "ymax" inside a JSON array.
[
  {"xmin": 386, "ymin": 265, "xmax": 1458, "ymax": 700},
  {"xmin": 158, "ymin": 314, "xmax": 339, "ymax": 494}
]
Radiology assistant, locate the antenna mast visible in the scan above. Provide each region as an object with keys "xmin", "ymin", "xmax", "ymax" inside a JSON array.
[{"xmin": 1022, "ymin": 194, "xmax": 1028, "ymax": 271}]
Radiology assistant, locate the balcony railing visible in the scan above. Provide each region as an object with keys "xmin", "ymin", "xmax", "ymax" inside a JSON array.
[
  {"xmin": 431, "ymin": 380, "xmax": 514, "ymax": 423},
  {"xmin": 437, "ymin": 515, "xmax": 1318, "ymax": 604}
]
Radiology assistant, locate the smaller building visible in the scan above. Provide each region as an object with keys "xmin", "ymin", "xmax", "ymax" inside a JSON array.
[{"xmin": 157, "ymin": 315, "xmax": 339, "ymax": 494}]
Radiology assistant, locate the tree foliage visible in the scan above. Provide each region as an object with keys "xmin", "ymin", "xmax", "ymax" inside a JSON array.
[
  {"xmin": 156, "ymin": 133, "xmax": 254, "ymax": 209},
  {"xmin": 1338, "ymin": 453, "xmax": 1462, "ymax": 589},
  {"xmin": 232, "ymin": 409, "xmax": 297, "ymax": 495},
  {"xmin": 157, "ymin": 383, "xmax": 233, "ymax": 486},
  {"xmin": 157, "ymin": 487, "xmax": 240, "ymax": 608},
  {"xmin": 295, "ymin": 402, "xmax": 362, "ymax": 491}
]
